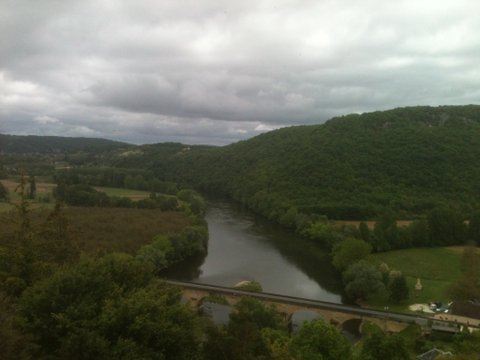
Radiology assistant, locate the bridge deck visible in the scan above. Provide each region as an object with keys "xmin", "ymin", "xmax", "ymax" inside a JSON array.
[{"xmin": 165, "ymin": 280, "xmax": 472, "ymax": 333}]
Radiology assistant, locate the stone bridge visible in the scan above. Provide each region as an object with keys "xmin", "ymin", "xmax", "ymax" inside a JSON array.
[{"xmin": 166, "ymin": 280, "xmax": 466, "ymax": 334}]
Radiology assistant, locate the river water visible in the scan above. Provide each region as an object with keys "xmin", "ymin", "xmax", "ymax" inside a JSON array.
[{"xmin": 165, "ymin": 200, "xmax": 343, "ymax": 303}]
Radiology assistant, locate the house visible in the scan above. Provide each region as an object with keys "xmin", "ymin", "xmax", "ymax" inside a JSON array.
[{"xmin": 450, "ymin": 301, "xmax": 480, "ymax": 320}]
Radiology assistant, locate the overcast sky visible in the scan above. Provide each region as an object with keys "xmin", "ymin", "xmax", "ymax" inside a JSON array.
[{"xmin": 1, "ymin": 0, "xmax": 479, "ymax": 145}]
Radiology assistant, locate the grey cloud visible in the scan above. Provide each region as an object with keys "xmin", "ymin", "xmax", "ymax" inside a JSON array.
[{"xmin": 1, "ymin": 0, "xmax": 480, "ymax": 145}]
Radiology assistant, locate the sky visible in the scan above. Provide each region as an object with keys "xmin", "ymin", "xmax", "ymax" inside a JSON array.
[{"xmin": 1, "ymin": 0, "xmax": 479, "ymax": 145}]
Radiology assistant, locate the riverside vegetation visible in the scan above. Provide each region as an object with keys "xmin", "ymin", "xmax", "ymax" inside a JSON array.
[{"xmin": 2, "ymin": 105, "xmax": 480, "ymax": 358}]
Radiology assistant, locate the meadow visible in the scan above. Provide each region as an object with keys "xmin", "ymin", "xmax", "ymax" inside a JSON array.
[
  {"xmin": 93, "ymin": 186, "xmax": 150, "ymax": 200},
  {"xmin": 0, "ymin": 179, "xmax": 151, "ymax": 213},
  {"xmin": 368, "ymin": 247, "xmax": 464, "ymax": 312}
]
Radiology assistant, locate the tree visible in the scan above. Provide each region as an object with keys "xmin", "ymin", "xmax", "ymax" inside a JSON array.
[
  {"xmin": 7, "ymin": 175, "xmax": 35, "ymax": 292},
  {"xmin": 373, "ymin": 211, "xmax": 397, "ymax": 252},
  {"xmin": 331, "ymin": 237, "xmax": 372, "ymax": 271},
  {"xmin": 214, "ymin": 297, "xmax": 285, "ymax": 360},
  {"xmin": 427, "ymin": 207, "xmax": 466, "ymax": 246},
  {"xmin": 467, "ymin": 210, "xmax": 480, "ymax": 244},
  {"xmin": 234, "ymin": 280, "xmax": 263, "ymax": 293},
  {"xmin": 28, "ymin": 175, "xmax": 36, "ymax": 199},
  {"xmin": 0, "ymin": 295, "xmax": 27, "ymax": 360},
  {"xmin": 343, "ymin": 260, "xmax": 385, "ymax": 303},
  {"xmin": 38, "ymin": 201, "xmax": 78, "ymax": 265},
  {"xmin": 230, "ymin": 297, "xmax": 283, "ymax": 331},
  {"xmin": 408, "ymin": 219, "xmax": 430, "ymax": 247},
  {"xmin": 358, "ymin": 222, "xmax": 371, "ymax": 243},
  {"xmin": 448, "ymin": 245, "xmax": 480, "ymax": 300},
  {"xmin": 359, "ymin": 327, "xmax": 409, "ymax": 360},
  {"xmin": 302, "ymin": 220, "xmax": 343, "ymax": 249},
  {"xmin": 19, "ymin": 254, "xmax": 202, "ymax": 359},
  {"xmin": 388, "ymin": 273, "xmax": 409, "ymax": 303},
  {"xmin": 0, "ymin": 181, "xmax": 8, "ymax": 200},
  {"xmin": 290, "ymin": 319, "xmax": 351, "ymax": 360}
]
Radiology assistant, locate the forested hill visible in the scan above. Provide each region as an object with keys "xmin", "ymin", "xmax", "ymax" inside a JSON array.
[
  {"xmin": 4, "ymin": 105, "xmax": 480, "ymax": 220},
  {"xmin": 138, "ymin": 105, "xmax": 480, "ymax": 220},
  {"xmin": 0, "ymin": 134, "xmax": 129, "ymax": 154}
]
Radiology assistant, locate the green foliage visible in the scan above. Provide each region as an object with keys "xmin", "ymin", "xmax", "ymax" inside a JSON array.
[
  {"xmin": 372, "ymin": 210, "xmax": 397, "ymax": 252},
  {"xmin": 0, "ymin": 133, "xmax": 128, "ymax": 154},
  {"xmin": 301, "ymin": 220, "xmax": 344, "ymax": 249},
  {"xmin": 343, "ymin": 260, "xmax": 385, "ymax": 303},
  {"xmin": 177, "ymin": 189, "xmax": 206, "ymax": 215},
  {"xmin": 331, "ymin": 237, "xmax": 372, "ymax": 271},
  {"xmin": 448, "ymin": 245, "xmax": 480, "ymax": 300},
  {"xmin": 359, "ymin": 327, "xmax": 410, "ymax": 360},
  {"xmin": 201, "ymin": 297, "xmax": 286, "ymax": 360},
  {"xmin": 427, "ymin": 207, "xmax": 466, "ymax": 246},
  {"xmin": 136, "ymin": 225, "xmax": 208, "ymax": 274},
  {"xmin": 235, "ymin": 280, "xmax": 263, "ymax": 293},
  {"xmin": 28, "ymin": 175, "xmax": 36, "ymax": 199},
  {"xmin": 388, "ymin": 273, "xmax": 409, "ymax": 303},
  {"xmin": 450, "ymin": 330, "xmax": 480, "ymax": 357},
  {"xmin": 407, "ymin": 219, "xmax": 430, "ymax": 247},
  {"xmin": 0, "ymin": 295, "xmax": 27, "ymax": 359},
  {"xmin": 230, "ymin": 297, "xmax": 284, "ymax": 331},
  {"xmin": 19, "ymin": 255, "xmax": 202, "ymax": 359},
  {"xmin": 290, "ymin": 319, "xmax": 352, "ymax": 360},
  {"xmin": 467, "ymin": 211, "xmax": 480, "ymax": 244},
  {"xmin": 0, "ymin": 181, "xmax": 8, "ymax": 200},
  {"xmin": 117, "ymin": 105, "xmax": 480, "ymax": 223}
]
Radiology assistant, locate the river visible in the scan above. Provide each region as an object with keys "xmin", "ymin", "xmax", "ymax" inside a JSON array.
[{"xmin": 165, "ymin": 200, "xmax": 343, "ymax": 303}]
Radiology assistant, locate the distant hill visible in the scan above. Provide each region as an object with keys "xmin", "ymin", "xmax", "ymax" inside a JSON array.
[
  {"xmin": 5, "ymin": 105, "xmax": 480, "ymax": 220},
  {"xmin": 0, "ymin": 134, "xmax": 130, "ymax": 154},
  {"xmin": 129, "ymin": 105, "xmax": 480, "ymax": 220}
]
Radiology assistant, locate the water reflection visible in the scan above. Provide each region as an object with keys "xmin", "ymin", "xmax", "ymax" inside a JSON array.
[{"xmin": 165, "ymin": 200, "xmax": 343, "ymax": 303}]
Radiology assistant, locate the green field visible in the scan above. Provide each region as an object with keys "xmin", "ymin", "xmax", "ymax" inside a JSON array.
[
  {"xmin": 93, "ymin": 186, "xmax": 150, "ymax": 199},
  {"xmin": 0, "ymin": 179, "xmax": 152, "ymax": 213},
  {"xmin": 368, "ymin": 247, "xmax": 463, "ymax": 311},
  {"xmin": 0, "ymin": 179, "xmax": 55, "ymax": 213}
]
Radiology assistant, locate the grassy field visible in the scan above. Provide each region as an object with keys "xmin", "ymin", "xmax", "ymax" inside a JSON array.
[
  {"xmin": 0, "ymin": 207, "xmax": 191, "ymax": 254},
  {"xmin": 368, "ymin": 247, "xmax": 463, "ymax": 312},
  {"xmin": 0, "ymin": 179, "xmax": 55, "ymax": 213},
  {"xmin": 0, "ymin": 179, "xmax": 152, "ymax": 213},
  {"xmin": 93, "ymin": 186, "xmax": 150, "ymax": 200}
]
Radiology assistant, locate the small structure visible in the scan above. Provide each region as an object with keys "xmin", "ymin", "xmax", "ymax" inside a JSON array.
[
  {"xmin": 289, "ymin": 310, "xmax": 322, "ymax": 333},
  {"xmin": 199, "ymin": 301, "xmax": 233, "ymax": 326},
  {"xmin": 417, "ymin": 348, "xmax": 452, "ymax": 360},
  {"xmin": 415, "ymin": 278, "xmax": 423, "ymax": 291}
]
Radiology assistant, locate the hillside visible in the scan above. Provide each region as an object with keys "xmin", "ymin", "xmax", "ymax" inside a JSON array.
[
  {"xmin": 134, "ymin": 105, "xmax": 480, "ymax": 220},
  {"xmin": 0, "ymin": 134, "xmax": 130, "ymax": 154},
  {"xmin": 4, "ymin": 105, "xmax": 480, "ymax": 220}
]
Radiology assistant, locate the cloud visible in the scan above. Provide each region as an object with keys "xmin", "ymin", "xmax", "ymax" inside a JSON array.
[
  {"xmin": 1, "ymin": 0, "xmax": 480, "ymax": 144},
  {"xmin": 34, "ymin": 115, "xmax": 59, "ymax": 125}
]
